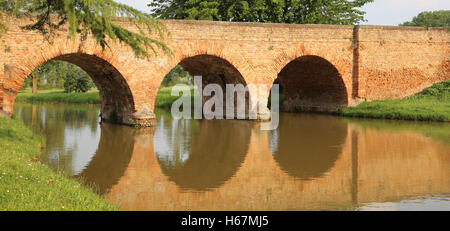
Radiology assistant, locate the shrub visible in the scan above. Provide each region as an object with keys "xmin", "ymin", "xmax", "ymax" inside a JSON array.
[{"xmin": 64, "ymin": 71, "xmax": 93, "ymax": 93}]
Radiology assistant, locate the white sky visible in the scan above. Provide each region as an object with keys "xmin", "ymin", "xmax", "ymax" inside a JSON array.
[{"xmin": 115, "ymin": 0, "xmax": 450, "ymax": 26}]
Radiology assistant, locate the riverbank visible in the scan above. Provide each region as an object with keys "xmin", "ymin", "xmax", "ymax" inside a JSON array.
[
  {"xmin": 155, "ymin": 86, "xmax": 197, "ymax": 108},
  {"xmin": 339, "ymin": 80, "xmax": 450, "ymax": 122},
  {"xmin": 16, "ymin": 88, "xmax": 101, "ymax": 105},
  {"xmin": 16, "ymin": 86, "xmax": 196, "ymax": 108},
  {"xmin": 0, "ymin": 118, "xmax": 117, "ymax": 211}
]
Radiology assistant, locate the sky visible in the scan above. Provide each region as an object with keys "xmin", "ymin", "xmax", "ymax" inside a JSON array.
[{"xmin": 115, "ymin": 0, "xmax": 450, "ymax": 26}]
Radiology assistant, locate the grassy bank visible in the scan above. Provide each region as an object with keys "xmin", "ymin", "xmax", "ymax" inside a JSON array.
[
  {"xmin": 17, "ymin": 86, "xmax": 196, "ymax": 108},
  {"xmin": 339, "ymin": 81, "xmax": 450, "ymax": 122},
  {"xmin": 0, "ymin": 118, "xmax": 117, "ymax": 211},
  {"xmin": 155, "ymin": 85, "xmax": 197, "ymax": 108},
  {"xmin": 16, "ymin": 88, "xmax": 100, "ymax": 105}
]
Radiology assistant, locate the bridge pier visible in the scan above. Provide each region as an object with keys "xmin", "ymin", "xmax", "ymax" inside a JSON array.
[
  {"xmin": 0, "ymin": 87, "xmax": 17, "ymax": 119},
  {"xmin": 129, "ymin": 105, "xmax": 157, "ymax": 127},
  {"xmin": 100, "ymin": 113, "xmax": 157, "ymax": 128}
]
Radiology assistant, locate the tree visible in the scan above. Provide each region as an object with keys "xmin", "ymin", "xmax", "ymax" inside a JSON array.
[
  {"xmin": 64, "ymin": 69, "xmax": 93, "ymax": 93},
  {"xmin": 25, "ymin": 60, "xmax": 94, "ymax": 93},
  {"xmin": 0, "ymin": 0, "xmax": 171, "ymax": 59},
  {"xmin": 400, "ymin": 10, "xmax": 450, "ymax": 28},
  {"xmin": 161, "ymin": 65, "xmax": 192, "ymax": 87},
  {"xmin": 43, "ymin": 61, "xmax": 68, "ymax": 89},
  {"xmin": 149, "ymin": 0, "xmax": 374, "ymax": 25},
  {"xmin": 31, "ymin": 72, "xmax": 38, "ymax": 93}
]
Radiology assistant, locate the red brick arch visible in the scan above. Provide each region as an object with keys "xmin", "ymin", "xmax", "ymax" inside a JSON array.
[
  {"xmin": 155, "ymin": 52, "xmax": 257, "ymax": 119},
  {"xmin": 274, "ymin": 55, "xmax": 349, "ymax": 112},
  {"xmin": 56, "ymin": 53, "xmax": 136, "ymax": 124},
  {"xmin": 20, "ymin": 52, "xmax": 136, "ymax": 125}
]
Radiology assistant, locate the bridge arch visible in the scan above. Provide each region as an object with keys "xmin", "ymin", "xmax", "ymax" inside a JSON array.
[
  {"xmin": 274, "ymin": 55, "xmax": 348, "ymax": 112},
  {"xmin": 14, "ymin": 53, "xmax": 136, "ymax": 125},
  {"xmin": 157, "ymin": 54, "xmax": 254, "ymax": 119}
]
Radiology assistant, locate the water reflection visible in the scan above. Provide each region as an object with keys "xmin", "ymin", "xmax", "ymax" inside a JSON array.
[
  {"xmin": 77, "ymin": 124, "xmax": 136, "ymax": 194},
  {"xmin": 13, "ymin": 102, "xmax": 100, "ymax": 175},
  {"xmin": 269, "ymin": 113, "xmax": 347, "ymax": 180},
  {"xmin": 153, "ymin": 110, "xmax": 251, "ymax": 191},
  {"xmin": 12, "ymin": 103, "xmax": 450, "ymax": 210}
]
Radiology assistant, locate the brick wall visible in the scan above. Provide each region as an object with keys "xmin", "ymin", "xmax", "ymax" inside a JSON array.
[{"xmin": 358, "ymin": 26, "xmax": 449, "ymax": 100}]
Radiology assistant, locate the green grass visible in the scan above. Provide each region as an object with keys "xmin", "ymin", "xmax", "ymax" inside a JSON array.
[
  {"xmin": 155, "ymin": 85, "xmax": 197, "ymax": 108},
  {"xmin": 339, "ymin": 80, "xmax": 450, "ymax": 122},
  {"xmin": 0, "ymin": 118, "xmax": 117, "ymax": 211},
  {"xmin": 16, "ymin": 88, "xmax": 100, "ymax": 105},
  {"xmin": 17, "ymin": 86, "xmax": 196, "ymax": 108}
]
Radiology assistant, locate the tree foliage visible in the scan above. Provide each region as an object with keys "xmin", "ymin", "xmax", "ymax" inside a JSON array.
[
  {"xmin": 24, "ymin": 60, "xmax": 94, "ymax": 93},
  {"xmin": 400, "ymin": 10, "xmax": 450, "ymax": 28},
  {"xmin": 149, "ymin": 0, "xmax": 373, "ymax": 25},
  {"xmin": 63, "ymin": 69, "xmax": 93, "ymax": 93},
  {"xmin": 0, "ymin": 0, "xmax": 171, "ymax": 59},
  {"xmin": 161, "ymin": 65, "xmax": 192, "ymax": 87}
]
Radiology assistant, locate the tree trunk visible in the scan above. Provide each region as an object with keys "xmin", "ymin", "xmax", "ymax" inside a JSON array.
[{"xmin": 32, "ymin": 74, "xmax": 38, "ymax": 94}]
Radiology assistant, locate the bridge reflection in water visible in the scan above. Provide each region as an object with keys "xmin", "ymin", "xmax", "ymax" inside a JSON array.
[
  {"xmin": 153, "ymin": 114, "xmax": 251, "ymax": 191},
  {"xmin": 86, "ymin": 115, "xmax": 449, "ymax": 210},
  {"xmin": 13, "ymin": 103, "xmax": 450, "ymax": 210}
]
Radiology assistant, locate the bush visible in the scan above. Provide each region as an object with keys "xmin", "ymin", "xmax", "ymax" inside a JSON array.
[
  {"xmin": 64, "ymin": 71, "xmax": 93, "ymax": 93},
  {"xmin": 418, "ymin": 81, "xmax": 450, "ymax": 97}
]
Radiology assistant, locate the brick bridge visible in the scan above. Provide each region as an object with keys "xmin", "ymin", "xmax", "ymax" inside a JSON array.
[{"xmin": 0, "ymin": 15, "xmax": 448, "ymax": 125}]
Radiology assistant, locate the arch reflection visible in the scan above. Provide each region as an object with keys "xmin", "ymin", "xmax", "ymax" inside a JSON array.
[
  {"xmin": 77, "ymin": 123, "xmax": 136, "ymax": 194},
  {"xmin": 154, "ymin": 111, "xmax": 251, "ymax": 191},
  {"xmin": 269, "ymin": 113, "xmax": 347, "ymax": 180}
]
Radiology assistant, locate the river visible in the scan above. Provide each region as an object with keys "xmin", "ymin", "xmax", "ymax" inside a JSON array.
[{"xmin": 13, "ymin": 102, "xmax": 450, "ymax": 211}]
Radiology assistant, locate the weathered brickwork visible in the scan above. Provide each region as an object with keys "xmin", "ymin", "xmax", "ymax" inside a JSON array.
[
  {"xmin": 0, "ymin": 15, "xmax": 448, "ymax": 125},
  {"xmin": 358, "ymin": 26, "xmax": 449, "ymax": 100}
]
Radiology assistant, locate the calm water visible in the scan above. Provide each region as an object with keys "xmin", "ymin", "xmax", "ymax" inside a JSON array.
[{"xmin": 13, "ymin": 102, "xmax": 450, "ymax": 211}]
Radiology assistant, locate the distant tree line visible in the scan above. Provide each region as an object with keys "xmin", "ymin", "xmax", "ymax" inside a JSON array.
[
  {"xmin": 400, "ymin": 10, "xmax": 449, "ymax": 28},
  {"xmin": 22, "ymin": 61, "xmax": 94, "ymax": 93}
]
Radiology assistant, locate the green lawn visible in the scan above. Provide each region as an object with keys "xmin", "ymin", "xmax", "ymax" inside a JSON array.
[
  {"xmin": 16, "ymin": 86, "xmax": 196, "ymax": 108},
  {"xmin": 0, "ymin": 118, "xmax": 117, "ymax": 211},
  {"xmin": 16, "ymin": 88, "xmax": 101, "ymax": 105},
  {"xmin": 339, "ymin": 80, "xmax": 450, "ymax": 122},
  {"xmin": 155, "ymin": 85, "xmax": 197, "ymax": 108}
]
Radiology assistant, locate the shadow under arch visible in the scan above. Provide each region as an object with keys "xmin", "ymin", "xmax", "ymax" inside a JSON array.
[
  {"xmin": 172, "ymin": 54, "xmax": 252, "ymax": 118},
  {"xmin": 76, "ymin": 123, "xmax": 136, "ymax": 194},
  {"xmin": 274, "ymin": 55, "xmax": 348, "ymax": 112},
  {"xmin": 269, "ymin": 113, "xmax": 347, "ymax": 180},
  {"xmin": 38, "ymin": 53, "xmax": 135, "ymax": 124},
  {"xmin": 153, "ymin": 110, "xmax": 252, "ymax": 191}
]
